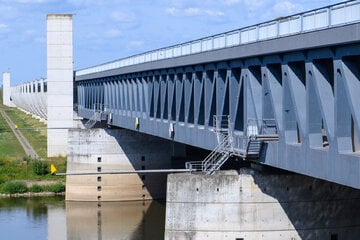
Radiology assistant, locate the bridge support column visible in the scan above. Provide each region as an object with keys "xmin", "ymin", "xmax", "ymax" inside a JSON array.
[
  {"xmin": 46, "ymin": 14, "xmax": 73, "ymax": 157},
  {"xmin": 2, "ymin": 72, "xmax": 14, "ymax": 107},
  {"xmin": 66, "ymin": 128, "xmax": 185, "ymax": 201},
  {"xmin": 165, "ymin": 169, "xmax": 360, "ymax": 240}
]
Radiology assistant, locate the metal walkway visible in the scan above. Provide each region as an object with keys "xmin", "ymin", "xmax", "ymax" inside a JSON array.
[{"xmin": 186, "ymin": 116, "xmax": 278, "ymax": 174}]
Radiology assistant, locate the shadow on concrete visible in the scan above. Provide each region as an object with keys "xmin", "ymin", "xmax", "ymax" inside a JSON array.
[
  {"xmin": 105, "ymin": 128, "xmax": 189, "ymax": 200},
  {"xmin": 251, "ymin": 165, "xmax": 360, "ymax": 240}
]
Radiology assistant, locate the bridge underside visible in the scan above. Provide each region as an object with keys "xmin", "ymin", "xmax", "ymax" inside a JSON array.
[{"xmin": 76, "ymin": 23, "xmax": 360, "ymax": 189}]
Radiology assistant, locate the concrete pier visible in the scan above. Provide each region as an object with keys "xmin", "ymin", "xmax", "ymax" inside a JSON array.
[
  {"xmin": 66, "ymin": 128, "xmax": 185, "ymax": 201},
  {"xmin": 2, "ymin": 72, "xmax": 14, "ymax": 107},
  {"xmin": 46, "ymin": 14, "xmax": 73, "ymax": 157},
  {"xmin": 165, "ymin": 169, "xmax": 360, "ymax": 240}
]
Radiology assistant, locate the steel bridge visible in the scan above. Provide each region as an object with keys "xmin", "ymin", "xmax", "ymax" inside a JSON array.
[{"xmin": 10, "ymin": 1, "xmax": 360, "ymax": 188}]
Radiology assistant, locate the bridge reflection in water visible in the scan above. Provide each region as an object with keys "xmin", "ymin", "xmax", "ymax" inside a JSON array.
[
  {"xmin": 0, "ymin": 197, "xmax": 165, "ymax": 239},
  {"xmin": 65, "ymin": 200, "xmax": 165, "ymax": 240}
]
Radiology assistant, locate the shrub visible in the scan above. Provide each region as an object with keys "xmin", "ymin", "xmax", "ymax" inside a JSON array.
[
  {"xmin": 0, "ymin": 159, "xmax": 6, "ymax": 166},
  {"xmin": 45, "ymin": 183, "xmax": 65, "ymax": 193},
  {"xmin": 1, "ymin": 181, "xmax": 28, "ymax": 194},
  {"xmin": 32, "ymin": 161, "xmax": 49, "ymax": 175},
  {"xmin": 29, "ymin": 184, "xmax": 43, "ymax": 193},
  {"xmin": 22, "ymin": 156, "xmax": 32, "ymax": 163}
]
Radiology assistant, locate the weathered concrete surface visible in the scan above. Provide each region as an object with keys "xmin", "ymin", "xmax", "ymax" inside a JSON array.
[
  {"xmin": 66, "ymin": 128, "xmax": 185, "ymax": 201},
  {"xmin": 2, "ymin": 72, "xmax": 14, "ymax": 107},
  {"xmin": 165, "ymin": 169, "xmax": 360, "ymax": 240},
  {"xmin": 46, "ymin": 14, "xmax": 74, "ymax": 157}
]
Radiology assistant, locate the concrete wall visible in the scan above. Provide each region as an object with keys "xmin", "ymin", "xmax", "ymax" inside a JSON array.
[
  {"xmin": 2, "ymin": 72, "xmax": 14, "ymax": 107},
  {"xmin": 165, "ymin": 169, "xmax": 360, "ymax": 240},
  {"xmin": 46, "ymin": 14, "xmax": 73, "ymax": 157},
  {"xmin": 66, "ymin": 128, "xmax": 185, "ymax": 201}
]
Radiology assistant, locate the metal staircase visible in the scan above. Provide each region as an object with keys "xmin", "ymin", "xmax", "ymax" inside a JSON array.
[
  {"xmin": 185, "ymin": 116, "xmax": 233, "ymax": 175},
  {"xmin": 84, "ymin": 104, "xmax": 110, "ymax": 129},
  {"xmin": 185, "ymin": 116, "xmax": 279, "ymax": 174},
  {"xmin": 246, "ymin": 140, "xmax": 262, "ymax": 157},
  {"xmin": 185, "ymin": 134, "xmax": 232, "ymax": 174},
  {"xmin": 84, "ymin": 111, "xmax": 101, "ymax": 129}
]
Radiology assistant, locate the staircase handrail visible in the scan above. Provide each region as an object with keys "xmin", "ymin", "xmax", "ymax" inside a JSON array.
[
  {"xmin": 186, "ymin": 134, "xmax": 231, "ymax": 172},
  {"xmin": 84, "ymin": 111, "xmax": 101, "ymax": 129}
]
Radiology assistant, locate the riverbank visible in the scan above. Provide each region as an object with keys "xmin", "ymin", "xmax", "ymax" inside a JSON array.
[
  {"xmin": 0, "ymin": 192, "xmax": 65, "ymax": 198},
  {"xmin": 0, "ymin": 91, "xmax": 66, "ymax": 197}
]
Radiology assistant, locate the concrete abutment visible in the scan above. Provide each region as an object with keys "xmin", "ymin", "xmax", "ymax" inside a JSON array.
[
  {"xmin": 66, "ymin": 128, "xmax": 186, "ymax": 201},
  {"xmin": 165, "ymin": 169, "xmax": 360, "ymax": 240}
]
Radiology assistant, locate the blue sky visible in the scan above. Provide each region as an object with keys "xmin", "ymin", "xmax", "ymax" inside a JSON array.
[{"xmin": 0, "ymin": 0, "xmax": 343, "ymax": 85}]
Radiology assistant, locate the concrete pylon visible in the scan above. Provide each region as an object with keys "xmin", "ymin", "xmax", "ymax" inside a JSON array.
[
  {"xmin": 2, "ymin": 72, "xmax": 14, "ymax": 107},
  {"xmin": 46, "ymin": 14, "xmax": 73, "ymax": 157}
]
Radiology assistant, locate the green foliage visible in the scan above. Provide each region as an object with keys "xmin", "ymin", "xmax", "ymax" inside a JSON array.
[
  {"xmin": 1, "ymin": 181, "xmax": 28, "ymax": 194},
  {"xmin": 32, "ymin": 161, "xmax": 49, "ymax": 176},
  {"xmin": 22, "ymin": 156, "xmax": 32, "ymax": 163},
  {"xmin": 45, "ymin": 183, "xmax": 65, "ymax": 193},
  {"xmin": 0, "ymin": 113, "xmax": 26, "ymax": 160},
  {"xmin": 0, "ymin": 103, "xmax": 67, "ymax": 190},
  {"xmin": 29, "ymin": 184, "xmax": 43, "ymax": 193},
  {"xmin": 4, "ymin": 109, "xmax": 47, "ymax": 158}
]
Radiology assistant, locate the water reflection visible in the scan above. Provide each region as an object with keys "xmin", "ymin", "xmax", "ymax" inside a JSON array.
[
  {"xmin": 66, "ymin": 201, "xmax": 165, "ymax": 240},
  {"xmin": 0, "ymin": 197, "xmax": 165, "ymax": 240},
  {"xmin": 0, "ymin": 196, "xmax": 65, "ymax": 240}
]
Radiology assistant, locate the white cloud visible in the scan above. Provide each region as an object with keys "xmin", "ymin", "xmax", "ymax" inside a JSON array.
[
  {"xmin": 128, "ymin": 40, "xmax": 144, "ymax": 47},
  {"xmin": 223, "ymin": 0, "xmax": 241, "ymax": 5},
  {"xmin": 34, "ymin": 37, "xmax": 46, "ymax": 43},
  {"xmin": 111, "ymin": 11, "xmax": 136, "ymax": 23},
  {"xmin": 3, "ymin": 0, "xmax": 55, "ymax": 3},
  {"xmin": 272, "ymin": 1, "xmax": 303, "ymax": 16},
  {"xmin": 242, "ymin": 0, "xmax": 268, "ymax": 11},
  {"xmin": 24, "ymin": 29, "xmax": 35, "ymax": 35},
  {"xmin": 166, "ymin": 7, "xmax": 224, "ymax": 17},
  {"xmin": 67, "ymin": 0, "xmax": 103, "ymax": 6},
  {"xmin": 104, "ymin": 28, "xmax": 122, "ymax": 38},
  {"xmin": 0, "ymin": 23, "xmax": 10, "ymax": 33},
  {"xmin": 184, "ymin": 7, "xmax": 201, "ymax": 15},
  {"xmin": 165, "ymin": 7, "xmax": 177, "ymax": 15}
]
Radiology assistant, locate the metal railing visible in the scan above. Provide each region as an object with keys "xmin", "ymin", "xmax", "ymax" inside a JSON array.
[
  {"xmin": 213, "ymin": 115, "xmax": 231, "ymax": 144},
  {"xmin": 246, "ymin": 118, "xmax": 278, "ymax": 136},
  {"xmin": 84, "ymin": 111, "xmax": 101, "ymax": 129},
  {"xmin": 185, "ymin": 134, "xmax": 232, "ymax": 173},
  {"xmin": 92, "ymin": 103, "xmax": 109, "ymax": 112},
  {"xmin": 76, "ymin": 1, "xmax": 360, "ymax": 77},
  {"xmin": 84, "ymin": 103, "xmax": 110, "ymax": 128}
]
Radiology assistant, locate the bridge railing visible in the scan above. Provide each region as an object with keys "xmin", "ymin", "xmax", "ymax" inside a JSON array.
[{"xmin": 76, "ymin": 1, "xmax": 360, "ymax": 77}]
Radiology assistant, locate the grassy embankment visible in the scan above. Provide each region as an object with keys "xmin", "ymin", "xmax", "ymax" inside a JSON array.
[{"xmin": 0, "ymin": 89, "xmax": 66, "ymax": 194}]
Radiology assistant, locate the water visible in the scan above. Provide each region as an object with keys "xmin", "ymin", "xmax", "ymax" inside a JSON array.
[{"xmin": 0, "ymin": 197, "xmax": 166, "ymax": 240}]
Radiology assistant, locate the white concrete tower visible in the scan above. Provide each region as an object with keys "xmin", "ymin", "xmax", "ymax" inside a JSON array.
[
  {"xmin": 46, "ymin": 14, "xmax": 73, "ymax": 157},
  {"xmin": 2, "ymin": 72, "xmax": 14, "ymax": 107}
]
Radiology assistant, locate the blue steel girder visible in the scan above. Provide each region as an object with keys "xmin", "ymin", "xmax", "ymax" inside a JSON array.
[{"xmin": 76, "ymin": 42, "xmax": 360, "ymax": 189}]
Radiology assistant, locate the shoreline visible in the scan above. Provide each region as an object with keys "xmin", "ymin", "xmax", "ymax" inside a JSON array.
[{"xmin": 0, "ymin": 191, "xmax": 65, "ymax": 198}]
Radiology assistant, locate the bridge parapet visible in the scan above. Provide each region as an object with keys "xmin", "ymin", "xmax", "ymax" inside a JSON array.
[
  {"xmin": 10, "ymin": 78, "xmax": 47, "ymax": 120},
  {"xmin": 76, "ymin": 1, "xmax": 360, "ymax": 77}
]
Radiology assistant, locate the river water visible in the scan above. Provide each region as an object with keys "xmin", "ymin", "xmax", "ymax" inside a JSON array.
[{"xmin": 0, "ymin": 196, "xmax": 165, "ymax": 240}]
